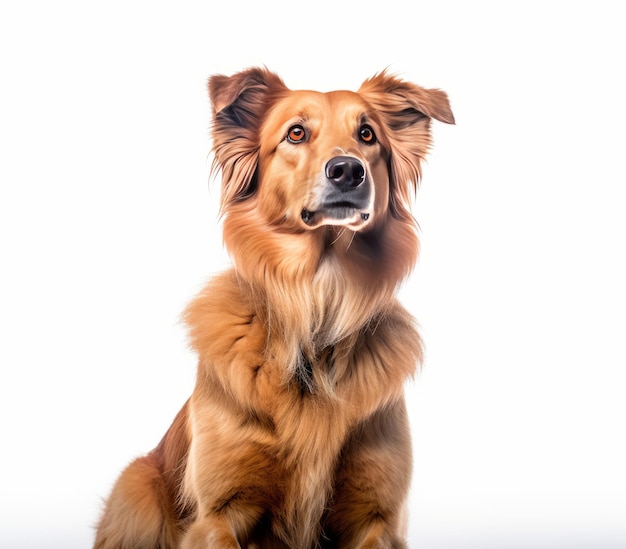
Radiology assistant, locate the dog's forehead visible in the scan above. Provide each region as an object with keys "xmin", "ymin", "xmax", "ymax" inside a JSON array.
[{"xmin": 266, "ymin": 89, "xmax": 373, "ymax": 127}]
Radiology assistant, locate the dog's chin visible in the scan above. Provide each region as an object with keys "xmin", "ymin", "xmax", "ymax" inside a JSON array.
[{"xmin": 300, "ymin": 207, "xmax": 372, "ymax": 231}]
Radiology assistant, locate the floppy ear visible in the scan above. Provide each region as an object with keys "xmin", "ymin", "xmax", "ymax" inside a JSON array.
[
  {"xmin": 358, "ymin": 71, "xmax": 454, "ymax": 219},
  {"xmin": 208, "ymin": 67, "xmax": 288, "ymax": 212}
]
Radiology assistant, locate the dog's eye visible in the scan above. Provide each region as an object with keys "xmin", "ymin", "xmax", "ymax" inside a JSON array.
[
  {"xmin": 358, "ymin": 124, "xmax": 377, "ymax": 145},
  {"xmin": 286, "ymin": 124, "xmax": 306, "ymax": 144}
]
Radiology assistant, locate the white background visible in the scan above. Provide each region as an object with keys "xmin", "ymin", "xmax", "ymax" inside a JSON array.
[{"xmin": 1, "ymin": 1, "xmax": 625, "ymax": 548}]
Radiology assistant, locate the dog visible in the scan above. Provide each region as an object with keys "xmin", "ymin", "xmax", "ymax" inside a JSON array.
[{"xmin": 94, "ymin": 67, "xmax": 454, "ymax": 548}]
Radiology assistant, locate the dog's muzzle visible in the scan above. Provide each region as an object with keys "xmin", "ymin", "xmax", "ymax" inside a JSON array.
[{"xmin": 300, "ymin": 155, "xmax": 373, "ymax": 229}]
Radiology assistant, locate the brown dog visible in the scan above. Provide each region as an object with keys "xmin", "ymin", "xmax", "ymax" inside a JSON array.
[{"xmin": 94, "ymin": 67, "xmax": 454, "ymax": 548}]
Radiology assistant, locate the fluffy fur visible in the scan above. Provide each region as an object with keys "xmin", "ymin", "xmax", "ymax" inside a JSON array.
[{"xmin": 94, "ymin": 67, "xmax": 454, "ymax": 548}]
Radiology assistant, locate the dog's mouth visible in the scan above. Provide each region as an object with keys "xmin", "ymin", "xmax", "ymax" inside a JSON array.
[{"xmin": 300, "ymin": 203, "xmax": 371, "ymax": 229}]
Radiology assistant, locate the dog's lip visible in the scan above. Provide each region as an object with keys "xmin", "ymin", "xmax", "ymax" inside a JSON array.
[{"xmin": 300, "ymin": 205, "xmax": 371, "ymax": 228}]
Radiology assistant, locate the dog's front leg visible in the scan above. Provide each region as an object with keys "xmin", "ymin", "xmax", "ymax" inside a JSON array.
[
  {"xmin": 180, "ymin": 394, "xmax": 276, "ymax": 548},
  {"xmin": 323, "ymin": 399, "xmax": 412, "ymax": 549},
  {"xmin": 180, "ymin": 514, "xmax": 242, "ymax": 548}
]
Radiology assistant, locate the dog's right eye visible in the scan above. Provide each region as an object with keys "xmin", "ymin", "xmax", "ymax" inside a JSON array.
[
  {"xmin": 286, "ymin": 125, "xmax": 306, "ymax": 144},
  {"xmin": 358, "ymin": 124, "xmax": 377, "ymax": 145}
]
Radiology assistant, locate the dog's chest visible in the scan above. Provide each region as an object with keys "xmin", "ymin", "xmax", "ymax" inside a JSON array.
[{"xmin": 262, "ymin": 396, "xmax": 350, "ymax": 547}]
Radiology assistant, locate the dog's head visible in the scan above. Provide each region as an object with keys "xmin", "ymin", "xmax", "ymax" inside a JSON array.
[
  {"xmin": 208, "ymin": 67, "xmax": 453, "ymax": 285},
  {"xmin": 209, "ymin": 67, "xmax": 453, "ymax": 226}
]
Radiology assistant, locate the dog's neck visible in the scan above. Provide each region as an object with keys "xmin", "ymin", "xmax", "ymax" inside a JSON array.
[
  {"xmin": 234, "ymin": 229, "xmax": 413, "ymax": 393},
  {"xmin": 222, "ymin": 201, "xmax": 419, "ymax": 391}
]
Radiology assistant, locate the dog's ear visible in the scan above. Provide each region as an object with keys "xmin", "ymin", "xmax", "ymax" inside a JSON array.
[
  {"xmin": 358, "ymin": 71, "xmax": 454, "ymax": 219},
  {"xmin": 209, "ymin": 67, "xmax": 288, "ymax": 212}
]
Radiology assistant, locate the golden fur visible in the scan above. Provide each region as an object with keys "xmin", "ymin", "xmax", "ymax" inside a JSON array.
[{"xmin": 94, "ymin": 67, "xmax": 454, "ymax": 548}]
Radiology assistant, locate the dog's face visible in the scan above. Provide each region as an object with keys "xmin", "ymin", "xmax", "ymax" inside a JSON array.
[
  {"xmin": 208, "ymin": 68, "xmax": 454, "ymax": 284},
  {"xmin": 257, "ymin": 90, "xmax": 390, "ymax": 231}
]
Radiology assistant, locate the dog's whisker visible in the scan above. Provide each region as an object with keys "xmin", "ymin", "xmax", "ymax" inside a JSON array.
[
  {"xmin": 344, "ymin": 230, "xmax": 357, "ymax": 251},
  {"xmin": 329, "ymin": 228, "xmax": 346, "ymax": 247}
]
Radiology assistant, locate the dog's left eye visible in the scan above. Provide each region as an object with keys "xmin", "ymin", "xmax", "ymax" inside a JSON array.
[
  {"xmin": 358, "ymin": 124, "xmax": 377, "ymax": 145},
  {"xmin": 286, "ymin": 124, "xmax": 306, "ymax": 144}
]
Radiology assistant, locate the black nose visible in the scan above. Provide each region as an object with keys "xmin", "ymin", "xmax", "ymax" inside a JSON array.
[{"xmin": 325, "ymin": 156, "xmax": 366, "ymax": 190}]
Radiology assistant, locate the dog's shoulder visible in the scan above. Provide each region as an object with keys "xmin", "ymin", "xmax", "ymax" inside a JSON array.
[{"xmin": 184, "ymin": 269, "xmax": 265, "ymax": 364}]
